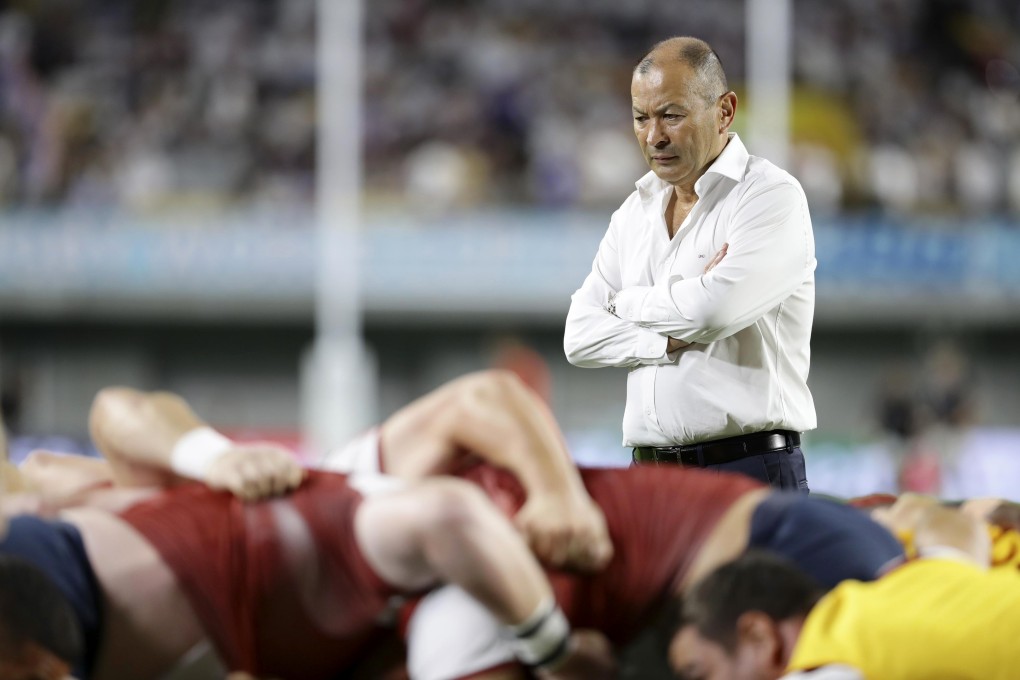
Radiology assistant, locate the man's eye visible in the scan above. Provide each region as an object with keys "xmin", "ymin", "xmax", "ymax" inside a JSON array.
[
  {"xmin": 634, "ymin": 116, "xmax": 648, "ymax": 123},
  {"xmin": 664, "ymin": 114, "xmax": 683, "ymax": 121}
]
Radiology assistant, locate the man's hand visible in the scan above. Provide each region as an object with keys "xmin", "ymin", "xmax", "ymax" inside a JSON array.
[
  {"xmin": 704, "ymin": 242, "xmax": 728, "ymax": 274},
  {"xmin": 537, "ymin": 630, "xmax": 616, "ymax": 680},
  {"xmin": 514, "ymin": 493, "xmax": 614, "ymax": 572},
  {"xmin": 666, "ymin": 337, "xmax": 690, "ymax": 353},
  {"xmin": 204, "ymin": 444, "xmax": 305, "ymax": 501},
  {"xmin": 664, "ymin": 242, "xmax": 729, "ymax": 352}
]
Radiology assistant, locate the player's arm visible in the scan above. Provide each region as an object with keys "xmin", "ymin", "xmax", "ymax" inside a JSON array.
[
  {"xmin": 376, "ymin": 370, "xmax": 612, "ymax": 571},
  {"xmin": 2, "ymin": 399, "xmax": 121, "ymax": 515},
  {"xmin": 89, "ymin": 387, "xmax": 302, "ymax": 499},
  {"xmin": 0, "ymin": 410, "xmax": 19, "ymax": 494},
  {"xmin": 872, "ymin": 494, "xmax": 990, "ymax": 566},
  {"xmin": 356, "ymin": 477, "xmax": 614, "ymax": 680},
  {"xmin": 405, "ymin": 585, "xmax": 615, "ymax": 680}
]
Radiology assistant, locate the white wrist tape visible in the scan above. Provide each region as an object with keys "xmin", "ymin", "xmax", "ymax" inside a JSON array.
[
  {"xmin": 170, "ymin": 426, "xmax": 233, "ymax": 480},
  {"xmin": 507, "ymin": 597, "xmax": 571, "ymax": 669}
]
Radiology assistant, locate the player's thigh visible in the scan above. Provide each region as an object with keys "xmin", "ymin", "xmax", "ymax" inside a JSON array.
[{"xmin": 353, "ymin": 476, "xmax": 486, "ymax": 591}]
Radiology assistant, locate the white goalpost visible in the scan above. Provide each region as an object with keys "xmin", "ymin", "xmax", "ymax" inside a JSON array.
[{"xmin": 302, "ymin": 0, "xmax": 377, "ymax": 459}]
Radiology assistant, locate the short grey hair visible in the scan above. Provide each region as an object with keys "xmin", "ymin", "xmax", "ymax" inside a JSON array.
[{"xmin": 635, "ymin": 36, "xmax": 728, "ymax": 103}]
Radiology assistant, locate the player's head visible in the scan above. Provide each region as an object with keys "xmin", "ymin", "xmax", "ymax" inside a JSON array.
[
  {"xmin": 986, "ymin": 500, "xmax": 1020, "ymax": 532},
  {"xmin": 668, "ymin": 552, "xmax": 822, "ymax": 680},
  {"xmin": 0, "ymin": 555, "xmax": 82, "ymax": 679},
  {"xmin": 631, "ymin": 36, "xmax": 736, "ymax": 188}
]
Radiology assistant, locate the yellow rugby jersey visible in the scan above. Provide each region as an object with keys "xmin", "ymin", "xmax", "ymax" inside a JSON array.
[
  {"xmin": 989, "ymin": 524, "xmax": 1020, "ymax": 572},
  {"xmin": 787, "ymin": 558, "xmax": 1020, "ymax": 679}
]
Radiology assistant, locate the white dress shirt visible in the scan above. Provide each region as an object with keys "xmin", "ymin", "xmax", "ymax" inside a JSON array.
[{"xmin": 564, "ymin": 133, "xmax": 817, "ymax": 447}]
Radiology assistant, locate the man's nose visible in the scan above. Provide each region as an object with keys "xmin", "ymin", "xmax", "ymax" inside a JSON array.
[{"xmin": 646, "ymin": 120, "xmax": 668, "ymax": 148}]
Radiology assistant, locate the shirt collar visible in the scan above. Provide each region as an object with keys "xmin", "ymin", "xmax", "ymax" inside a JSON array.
[{"xmin": 635, "ymin": 132, "xmax": 749, "ymax": 201}]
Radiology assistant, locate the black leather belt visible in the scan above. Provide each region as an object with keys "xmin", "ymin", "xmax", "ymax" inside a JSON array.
[{"xmin": 632, "ymin": 430, "xmax": 801, "ymax": 467}]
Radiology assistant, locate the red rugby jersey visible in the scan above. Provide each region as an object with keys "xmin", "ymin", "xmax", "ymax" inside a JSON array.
[
  {"xmin": 117, "ymin": 470, "xmax": 398, "ymax": 679},
  {"xmin": 464, "ymin": 464, "xmax": 764, "ymax": 645}
]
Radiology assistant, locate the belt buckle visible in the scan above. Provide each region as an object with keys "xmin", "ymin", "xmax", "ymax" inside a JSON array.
[
  {"xmin": 654, "ymin": 446, "xmax": 681, "ymax": 465},
  {"xmin": 678, "ymin": 447, "xmax": 700, "ymax": 467},
  {"xmin": 655, "ymin": 446, "xmax": 697, "ymax": 466}
]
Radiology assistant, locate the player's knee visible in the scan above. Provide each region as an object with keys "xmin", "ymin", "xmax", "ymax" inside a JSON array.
[
  {"xmin": 416, "ymin": 477, "xmax": 492, "ymax": 537},
  {"xmin": 456, "ymin": 369, "xmax": 526, "ymax": 408},
  {"xmin": 90, "ymin": 386, "xmax": 135, "ymax": 418},
  {"xmin": 88, "ymin": 387, "xmax": 139, "ymax": 445}
]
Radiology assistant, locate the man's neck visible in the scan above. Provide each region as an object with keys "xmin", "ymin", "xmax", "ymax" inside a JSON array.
[
  {"xmin": 671, "ymin": 184, "xmax": 699, "ymax": 206},
  {"xmin": 666, "ymin": 187, "xmax": 699, "ymax": 238}
]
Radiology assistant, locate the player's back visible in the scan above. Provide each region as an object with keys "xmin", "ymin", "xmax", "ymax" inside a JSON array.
[
  {"xmin": 116, "ymin": 470, "xmax": 398, "ymax": 679},
  {"xmin": 561, "ymin": 466, "xmax": 763, "ymax": 642},
  {"xmin": 464, "ymin": 463, "xmax": 763, "ymax": 645},
  {"xmin": 789, "ymin": 558, "xmax": 1020, "ymax": 679}
]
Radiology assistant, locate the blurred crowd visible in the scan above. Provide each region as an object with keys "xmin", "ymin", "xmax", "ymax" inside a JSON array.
[
  {"xmin": 0, "ymin": 0, "xmax": 315, "ymax": 214},
  {"xmin": 876, "ymin": 340, "xmax": 978, "ymax": 494},
  {"xmin": 0, "ymin": 0, "xmax": 1017, "ymax": 217}
]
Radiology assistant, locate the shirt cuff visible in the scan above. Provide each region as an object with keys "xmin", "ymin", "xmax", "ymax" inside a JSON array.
[
  {"xmin": 634, "ymin": 329, "xmax": 671, "ymax": 362},
  {"xmin": 614, "ymin": 286, "xmax": 652, "ymax": 322}
]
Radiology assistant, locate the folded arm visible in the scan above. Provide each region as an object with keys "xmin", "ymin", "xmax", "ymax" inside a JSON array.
[
  {"xmin": 564, "ymin": 212, "xmax": 673, "ymax": 368},
  {"xmin": 612, "ymin": 182, "xmax": 814, "ymax": 343}
]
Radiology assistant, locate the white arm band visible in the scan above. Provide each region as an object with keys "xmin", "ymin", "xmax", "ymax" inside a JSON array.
[
  {"xmin": 170, "ymin": 426, "xmax": 233, "ymax": 479},
  {"xmin": 506, "ymin": 597, "xmax": 571, "ymax": 669},
  {"xmin": 917, "ymin": 545, "xmax": 988, "ymax": 568}
]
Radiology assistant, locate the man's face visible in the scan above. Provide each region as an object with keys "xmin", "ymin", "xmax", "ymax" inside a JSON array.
[
  {"xmin": 631, "ymin": 63, "xmax": 724, "ymax": 189},
  {"xmin": 669, "ymin": 625, "xmax": 781, "ymax": 680}
]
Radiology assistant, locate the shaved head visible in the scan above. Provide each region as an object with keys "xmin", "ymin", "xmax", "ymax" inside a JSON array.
[
  {"xmin": 636, "ymin": 36, "xmax": 728, "ymax": 103},
  {"xmin": 630, "ymin": 36, "xmax": 737, "ymax": 190}
]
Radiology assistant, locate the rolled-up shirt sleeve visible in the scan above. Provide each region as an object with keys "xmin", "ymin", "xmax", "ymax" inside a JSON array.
[
  {"xmin": 564, "ymin": 209, "xmax": 671, "ymax": 368},
  {"xmin": 612, "ymin": 181, "xmax": 815, "ymax": 344}
]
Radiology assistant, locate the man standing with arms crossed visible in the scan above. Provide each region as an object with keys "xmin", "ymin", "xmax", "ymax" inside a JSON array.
[{"xmin": 564, "ymin": 36, "xmax": 816, "ymax": 489}]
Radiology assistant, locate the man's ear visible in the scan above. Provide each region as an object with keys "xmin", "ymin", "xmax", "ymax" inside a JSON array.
[
  {"xmin": 735, "ymin": 611, "xmax": 786, "ymax": 672},
  {"xmin": 717, "ymin": 91, "xmax": 737, "ymax": 134},
  {"xmin": 19, "ymin": 640, "xmax": 72, "ymax": 680}
]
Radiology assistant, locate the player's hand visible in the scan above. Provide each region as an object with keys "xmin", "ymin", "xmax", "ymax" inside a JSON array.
[
  {"xmin": 536, "ymin": 629, "xmax": 616, "ymax": 680},
  {"xmin": 204, "ymin": 445, "xmax": 305, "ymax": 501},
  {"xmin": 961, "ymin": 497, "xmax": 1020, "ymax": 531},
  {"xmin": 959, "ymin": 497, "xmax": 1002, "ymax": 520},
  {"xmin": 871, "ymin": 492, "xmax": 939, "ymax": 534},
  {"xmin": 987, "ymin": 501, "xmax": 1020, "ymax": 532},
  {"xmin": 514, "ymin": 493, "xmax": 614, "ymax": 572}
]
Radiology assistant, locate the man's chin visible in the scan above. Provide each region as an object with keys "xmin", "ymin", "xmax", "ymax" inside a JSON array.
[{"xmin": 649, "ymin": 167, "xmax": 685, "ymax": 185}]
